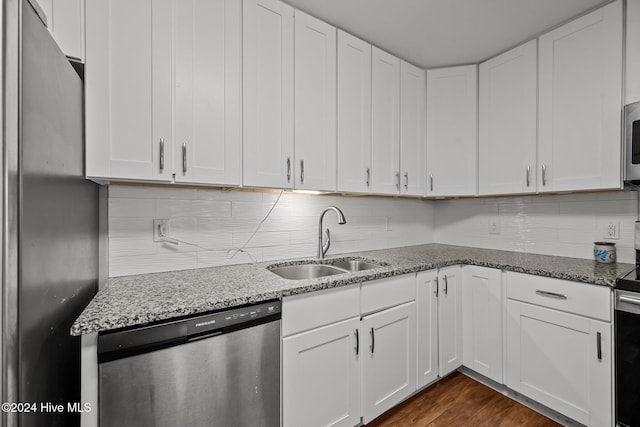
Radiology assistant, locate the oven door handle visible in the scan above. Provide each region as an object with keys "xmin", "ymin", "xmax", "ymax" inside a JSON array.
[{"xmin": 620, "ymin": 295, "xmax": 640, "ymax": 306}]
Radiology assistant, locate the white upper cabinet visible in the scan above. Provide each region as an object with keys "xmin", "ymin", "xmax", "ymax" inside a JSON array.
[
  {"xmin": 337, "ymin": 31, "xmax": 372, "ymax": 194},
  {"xmin": 86, "ymin": 0, "xmax": 240, "ymax": 185},
  {"xmin": 479, "ymin": 40, "xmax": 537, "ymax": 196},
  {"xmin": 426, "ymin": 65, "xmax": 478, "ymax": 197},
  {"xmin": 86, "ymin": 0, "xmax": 169, "ymax": 182},
  {"xmin": 33, "ymin": 0, "xmax": 84, "ymax": 61},
  {"xmin": 400, "ymin": 61, "xmax": 427, "ymax": 196},
  {"xmin": 173, "ymin": 0, "xmax": 241, "ymax": 185},
  {"xmin": 371, "ymin": 48, "xmax": 401, "ymax": 195},
  {"xmin": 294, "ymin": 11, "xmax": 337, "ymax": 192},
  {"xmin": 627, "ymin": 0, "xmax": 640, "ymax": 104},
  {"xmin": 243, "ymin": 0, "xmax": 295, "ymax": 189},
  {"xmin": 538, "ymin": 0, "xmax": 623, "ymax": 192}
]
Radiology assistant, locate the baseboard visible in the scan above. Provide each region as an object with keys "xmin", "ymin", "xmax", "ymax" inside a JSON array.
[{"xmin": 458, "ymin": 366, "xmax": 585, "ymax": 427}]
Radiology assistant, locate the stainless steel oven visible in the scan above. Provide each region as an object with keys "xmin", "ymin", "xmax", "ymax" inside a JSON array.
[
  {"xmin": 624, "ymin": 101, "xmax": 640, "ymax": 182},
  {"xmin": 615, "ymin": 271, "xmax": 640, "ymax": 426}
]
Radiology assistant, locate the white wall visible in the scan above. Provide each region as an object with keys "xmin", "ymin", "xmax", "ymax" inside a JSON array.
[
  {"xmin": 108, "ymin": 185, "xmax": 436, "ymax": 276},
  {"xmin": 434, "ymin": 191, "xmax": 638, "ymax": 263}
]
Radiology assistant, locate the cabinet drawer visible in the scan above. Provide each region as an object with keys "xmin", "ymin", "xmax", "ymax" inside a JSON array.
[
  {"xmin": 361, "ymin": 274, "xmax": 415, "ymax": 315},
  {"xmin": 282, "ymin": 283, "xmax": 360, "ymax": 337},
  {"xmin": 506, "ymin": 272, "xmax": 611, "ymax": 322}
]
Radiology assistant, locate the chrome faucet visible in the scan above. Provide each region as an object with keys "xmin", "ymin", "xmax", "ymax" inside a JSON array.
[{"xmin": 318, "ymin": 206, "xmax": 347, "ymax": 259}]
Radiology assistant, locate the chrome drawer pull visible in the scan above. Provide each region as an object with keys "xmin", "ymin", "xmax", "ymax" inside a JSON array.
[
  {"xmin": 434, "ymin": 277, "xmax": 439, "ymax": 298},
  {"xmin": 535, "ymin": 290, "xmax": 567, "ymax": 300},
  {"xmin": 159, "ymin": 138, "xmax": 165, "ymax": 172},
  {"xmin": 354, "ymin": 329, "xmax": 359, "ymax": 356},
  {"xmin": 596, "ymin": 332, "xmax": 602, "ymax": 361},
  {"xmin": 182, "ymin": 142, "xmax": 187, "ymax": 174}
]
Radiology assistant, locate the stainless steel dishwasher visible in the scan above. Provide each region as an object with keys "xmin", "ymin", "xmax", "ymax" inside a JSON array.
[{"xmin": 97, "ymin": 300, "xmax": 281, "ymax": 427}]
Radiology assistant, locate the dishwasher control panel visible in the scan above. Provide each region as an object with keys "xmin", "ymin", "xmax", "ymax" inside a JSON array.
[{"xmin": 187, "ymin": 300, "xmax": 281, "ymax": 336}]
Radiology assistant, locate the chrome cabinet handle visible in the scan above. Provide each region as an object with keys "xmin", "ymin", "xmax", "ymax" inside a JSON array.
[
  {"xmin": 182, "ymin": 142, "xmax": 187, "ymax": 174},
  {"xmin": 159, "ymin": 138, "xmax": 165, "ymax": 172},
  {"xmin": 535, "ymin": 289, "xmax": 567, "ymax": 300},
  {"xmin": 434, "ymin": 276, "xmax": 439, "ymax": 298},
  {"xmin": 542, "ymin": 164, "xmax": 547, "ymax": 186},
  {"xmin": 366, "ymin": 168, "xmax": 370, "ymax": 188},
  {"xmin": 286, "ymin": 157, "xmax": 291, "ymax": 183},
  {"xmin": 430, "ymin": 174, "xmax": 433, "ymax": 192},
  {"xmin": 620, "ymin": 295, "xmax": 640, "ymax": 306},
  {"xmin": 404, "ymin": 172, "xmax": 408, "ymax": 190},
  {"xmin": 596, "ymin": 332, "xmax": 602, "ymax": 361},
  {"xmin": 370, "ymin": 327, "xmax": 375, "ymax": 354},
  {"xmin": 443, "ymin": 274, "xmax": 448, "ymax": 295},
  {"xmin": 355, "ymin": 329, "xmax": 359, "ymax": 356},
  {"xmin": 526, "ymin": 166, "xmax": 530, "ymax": 187},
  {"xmin": 300, "ymin": 160, "xmax": 304, "ymax": 185},
  {"xmin": 396, "ymin": 172, "xmax": 400, "ymax": 189}
]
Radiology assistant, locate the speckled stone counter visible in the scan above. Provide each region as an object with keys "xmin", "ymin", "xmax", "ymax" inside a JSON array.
[{"xmin": 71, "ymin": 244, "xmax": 634, "ymax": 336}]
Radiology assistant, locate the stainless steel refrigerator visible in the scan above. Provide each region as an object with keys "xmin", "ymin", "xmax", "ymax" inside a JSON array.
[{"xmin": 1, "ymin": 1, "xmax": 101, "ymax": 426}]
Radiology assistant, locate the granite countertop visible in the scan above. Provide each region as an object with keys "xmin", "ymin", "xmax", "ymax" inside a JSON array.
[{"xmin": 70, "ymin": 243, "xmax": 634, "ymax": 336}]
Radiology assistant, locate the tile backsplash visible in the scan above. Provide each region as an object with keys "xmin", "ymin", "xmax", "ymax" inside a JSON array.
[
  {"xmin": 108, "ymin": 185, "xmax": 436, "ymax": 277},
  {"xmin": 434, "ymin": 191, "xmax": 638, "ymax": 263},
  {"xmin": 108, "ymin": 185, "xmax": 640, "ymax": 277}
]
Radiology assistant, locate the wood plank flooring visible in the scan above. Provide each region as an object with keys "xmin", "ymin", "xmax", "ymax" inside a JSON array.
[{"xmin": 366, "ymin": 372, "xmax": 561, "ymax": 427}]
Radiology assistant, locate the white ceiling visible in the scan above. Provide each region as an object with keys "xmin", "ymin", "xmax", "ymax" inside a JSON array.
[{"xmin": 284, "ymin": 0, "xmax": 611, "ymax": 68}]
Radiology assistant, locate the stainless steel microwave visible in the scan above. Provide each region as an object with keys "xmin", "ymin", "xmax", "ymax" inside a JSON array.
[{"xmin": 625, "ymin": 101, "xmax": 640, "ymax": 182}]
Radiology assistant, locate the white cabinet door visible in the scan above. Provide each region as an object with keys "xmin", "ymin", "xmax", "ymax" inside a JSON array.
[
  {"xmin": 294, "ymin": 10, "xmax": 337, "ymax": 192},
  {"xmin": 362, "ymin": 302, "xmax": 416, "ymax": 424},
  {"xmin": 86, "ymin": 0, "xmax": 172, "ymax": 182},
  {"xmin": 371, "ymin": 47, "xmax": 401, "ymax": 195},
  {"xmin": 337, "ymin": 31, "xmax": 372, "ymax": 193},
  {"xmin": 33, "ymin": 0, "xmax": 84, "ymax": 61},
  {"xmin": 538, "ymin": 0, "xmax": 623, "ymax": 192},
  {"xmin": 426, "ymin": 66, "xmax": 477, "ymax": 197},
  {"xmin": 461, "ymin": 266, "xmax": 503, "ymax": 383},
  {"xmin": 627, "ymin": 0, "xmax": 640, "ymax": 104},
  {"xmin": 174, "ymin": 0, "xmax": 241, "ymax": 186},
  {"xmin": 400, "ymin": 61, "xmax": 427, "ymax": 197},
  {"xmin": 438, "ymin": 265, "xmax": 463, "ymax": 376},
  {"xmin": 479, "ymin": 40, "xmax": 537, "ymax": 196},
  {"xmin": 416, "ymin": 270, "xmax": 439, "ymax": 389},
  {"xmin": 283, "ymin": 317, "xmax": 361, "ymax": 427},
  {"xmin": 506, "ymin": 300, "xmax": 612, "ymax": 426},
  {"xmin": 243, "ymin": 0, "xmax": 294, "ymax": 189}
]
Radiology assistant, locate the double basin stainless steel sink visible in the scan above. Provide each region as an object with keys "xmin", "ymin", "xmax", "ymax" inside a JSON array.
[{"xmin": 267, "ymin": 258, "xmax": 384, "ymax": 280}]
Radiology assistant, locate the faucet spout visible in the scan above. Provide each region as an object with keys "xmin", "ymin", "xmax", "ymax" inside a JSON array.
[{"xmin": 317, "ymin": 206, "xmax": 346, "ymax": 259}]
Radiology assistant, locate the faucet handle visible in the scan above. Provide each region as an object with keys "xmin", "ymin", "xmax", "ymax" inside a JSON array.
[{"xmin": 322, "ymin": 228, "xmax": 331, "ymax": 256}]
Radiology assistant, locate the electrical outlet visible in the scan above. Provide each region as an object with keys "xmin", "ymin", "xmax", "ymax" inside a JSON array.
[
  {"xmin": 604, "ymin": 221, "xmax": 619, "ymax": 240},
  {"xmin": 386, "ymin": 217, "xmax": 393, "ymax": 231},
  {"xmin": 153, "ymin": 219, "xmax": 169, "ymax": 242},
  {"xmin": 488, "ymin": 218, "xmax": 500, "ymax": 235}
]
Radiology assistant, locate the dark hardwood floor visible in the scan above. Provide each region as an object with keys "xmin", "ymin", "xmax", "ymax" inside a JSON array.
[{"xmin": 366, "ymin": 372, "xmax": 561, "ymax": 427}]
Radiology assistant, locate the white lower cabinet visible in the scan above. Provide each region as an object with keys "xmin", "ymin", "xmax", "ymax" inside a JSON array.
[
  {"xmin": 416, "ymin": 269, "xmax": 439, "ymax": 388},
  {"xmin": 283, "ymin": 317, "xmax": 361, "ymax": 427},
  {"xmin": 461, "ymin": 266, "xmax": 503, "ymax": 383},
  {"xmin": 362, "ymin": 302, "xmax": 416, "ymax": 424},
  {"xmin": 505, "ymin": 272, "xmax": 612, "ymax": 426},
  {"xmin": 282, "ymin": 275, "xmax": 416, "ymax": 427},
  {"xmin": 437, "ymin": 266, "xmax": 463, "ymax": 376},
  {"xmin": 415, "ymin": 266, "xmax": 463, "ymax": 387}
]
